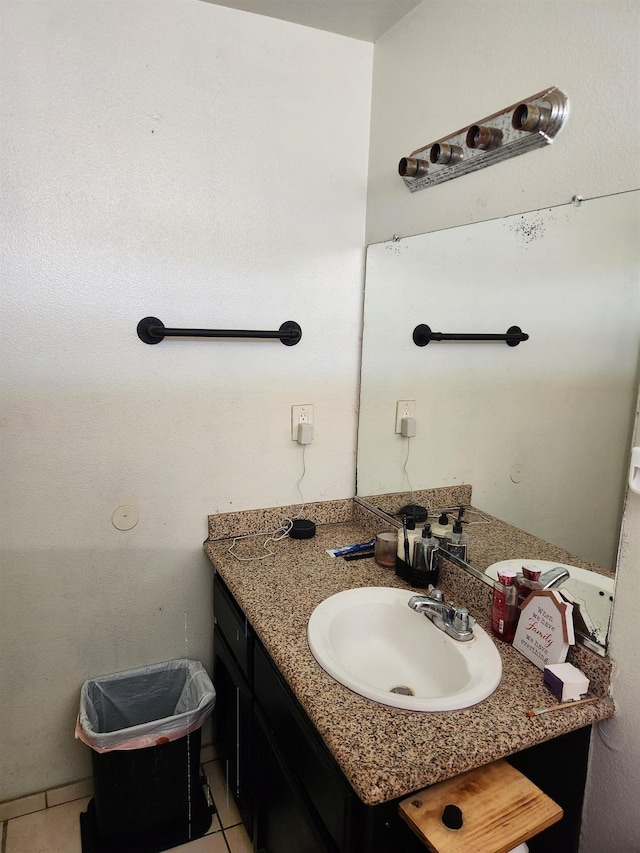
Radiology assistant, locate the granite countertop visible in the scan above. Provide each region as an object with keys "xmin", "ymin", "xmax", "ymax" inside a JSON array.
[{"xmin": 204, "ymin": 505, "xmax": 614, "ymax": 807}]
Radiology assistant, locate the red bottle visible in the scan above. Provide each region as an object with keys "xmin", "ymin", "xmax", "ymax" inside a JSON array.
[
  {"xmin": 517, "ymin": 564, "xmax": 543, "ymax": 606},
  {"xmin": 491, "ymin": 569, "xmax": 519, "ymax": 643}
]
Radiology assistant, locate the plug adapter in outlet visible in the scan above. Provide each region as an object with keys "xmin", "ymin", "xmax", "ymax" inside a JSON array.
[
  {"xmin": 395, "ymin": 400, "xmax": 416, "ymax": 433},
  {"xmin": 291, "ymin": 404, "xmax": 314, "ymax": 440}
]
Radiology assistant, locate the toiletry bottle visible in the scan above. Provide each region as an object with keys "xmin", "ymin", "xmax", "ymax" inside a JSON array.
[
  {"xmin": 411, "ymin": 524, "xmax": 439, "ymax": 588},
  {"xmin": 517, "ymin": 564, "xmax": 543, "ymax": 605},
  {"xmin": 491, "ymin": 569, "xmax": 519, "ymax": 643},
  {"xmin": 423, "ymin": 524, "xmax": 439, "ymax": 570},
  {"xmin": 412, "ymin": 536, "xmax": 426, "ymax": 578},
  {"xmin": 445, "ymin": 519, "xmax": 469, "ymax": 561},
  {"xmin": 397, "ymin": 517, "xmax": 419, "ymax": 566},
  {"xmin": 431, "ymin": 511, "xmax": 452, "ymax": 541}
]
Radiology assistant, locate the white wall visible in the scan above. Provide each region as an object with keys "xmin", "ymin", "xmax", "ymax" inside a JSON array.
[
  {"xmin": 367, "ymin": 0, "xmax": 640, "ymax": 244},
  {"xmin": 580, "ymin": 396, "xmax": 640, "ymax": 852},
  {"xmin": 366, "ymin": 1, "xmax": 639, "ymax": 849},
  {"xmin": 0, "ymin": 0, "xmax": 372, "ymax": 799}
]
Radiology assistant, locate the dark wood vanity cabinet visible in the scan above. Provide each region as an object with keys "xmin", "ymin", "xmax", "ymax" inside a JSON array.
[
  {"xmin": 213, "ymin": 572, "xmax": 424, "ymax": 852},
  {"xmin": 213, "ymin": 594, "xmax": 254, "ymax": 828},
  {"xmin": 213, "ymin": 572, "xmax": 589, "ymax": 853}
]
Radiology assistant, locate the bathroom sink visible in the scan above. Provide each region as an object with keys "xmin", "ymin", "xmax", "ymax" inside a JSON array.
[
  {"xmin": 485, "ymin": 559, "xmax": 615, "ymax": 646},
  {"xmin": 307, "ymin": 587, "xmax": 502, "ymax": 712}
]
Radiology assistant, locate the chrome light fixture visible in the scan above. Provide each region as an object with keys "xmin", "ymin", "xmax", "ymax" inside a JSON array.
[{"xmin": 399, "ymin": 86, "xmax": 569, "ymax": 192}]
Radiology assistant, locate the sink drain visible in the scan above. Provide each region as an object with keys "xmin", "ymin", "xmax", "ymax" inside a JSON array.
[{"xmin": 390, "ymin": 685, "xmax": 414, "ymax": 696}]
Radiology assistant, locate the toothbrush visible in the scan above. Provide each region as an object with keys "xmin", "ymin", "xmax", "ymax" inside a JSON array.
[{"xmin": 402, "ymin": 515, "xmax": 410, "ymax": 565}]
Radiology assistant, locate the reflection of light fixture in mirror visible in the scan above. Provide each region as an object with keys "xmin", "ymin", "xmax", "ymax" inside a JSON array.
[
  {"xmin": 398, "ymin": 86, "xmax": 569, "ymax": 192},
  {"xmin": 429, "ymin": 142, "xmax": 464, "ymax": 165},
  {"xmin": 398, "ymin": 156, "xmax": 429, "ymax": 178}
]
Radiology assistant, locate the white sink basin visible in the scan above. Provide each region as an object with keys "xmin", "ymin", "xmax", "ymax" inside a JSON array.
[
  {"xmin": 485, "ymin": 559, "xmax": 615, "ymax": 646},
  {"xmin": 307, "ymin": 587, "xmax": 502, "ymax": 712}
]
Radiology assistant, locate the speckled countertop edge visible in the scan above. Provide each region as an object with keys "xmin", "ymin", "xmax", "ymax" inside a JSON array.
[{"xmin": 204, "ymin": 502, "xmax": 614, "ymax": 807}]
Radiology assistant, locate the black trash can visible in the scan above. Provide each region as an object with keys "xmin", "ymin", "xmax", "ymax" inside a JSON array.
[{"xmin": 77, "ymin": 659, "xmax": 216, "ymax": 853}]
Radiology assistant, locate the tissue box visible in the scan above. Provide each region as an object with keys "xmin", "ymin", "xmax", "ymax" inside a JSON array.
[{"xmin": 544, "ymin": 663, "xmax": 589, "ymax": 701}]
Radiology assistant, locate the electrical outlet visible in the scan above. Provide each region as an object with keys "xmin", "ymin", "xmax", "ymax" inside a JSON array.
[
  {"xmin": 395, "ymin": 400, "xmax": 416, "ymax": 433},
  {"xmin": 291, "ymin": 404, "xmax": 314, "ymax": 440}
]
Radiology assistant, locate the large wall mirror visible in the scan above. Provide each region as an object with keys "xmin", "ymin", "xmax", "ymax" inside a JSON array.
[{"xmin": 356, "ymin": 189, "xmax": 640, "ymax": 650}]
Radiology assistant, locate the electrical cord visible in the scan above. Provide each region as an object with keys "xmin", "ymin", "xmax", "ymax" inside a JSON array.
[
  {"xmin": 402, "ymin": 436, "xmax": 414, "ymax": 497},
  {"xmin": 228, "ymin": 445, "xmax": 307, "ymax": 562}
]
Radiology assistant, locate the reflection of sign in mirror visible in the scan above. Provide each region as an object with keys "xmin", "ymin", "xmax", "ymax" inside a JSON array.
[{"xmin": 513, "ymin": 590, "xmax": 575, "ymax": 670}]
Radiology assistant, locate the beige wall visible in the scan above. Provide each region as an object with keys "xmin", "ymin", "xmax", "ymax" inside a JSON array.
[{"xmin": 0, "ymin": 0, "xmax": 372, "ymax": 799}]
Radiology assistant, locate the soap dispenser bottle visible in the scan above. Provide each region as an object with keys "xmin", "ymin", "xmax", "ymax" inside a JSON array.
[
  {"xmin": 410, "ymin": 524, "xmax": 439, "ymax": 588},
  {"xmin": 491, "ymin": 569, "xmax": 519, "ymax": 643},
  {"xmin": 445, "ymin": 519, "xmax": 469, "ymax": 561},
  {"xmin": 431, "ymin": 511, "xmax": 452, "ymax": 541}
]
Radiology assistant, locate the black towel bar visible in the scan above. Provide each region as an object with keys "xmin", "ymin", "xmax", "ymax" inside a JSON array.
[
  {"xmin": 413, "ymin": 324, "xmax": 528, "ymax": 347},
  {"xmin": 137, "ymin": 317, "xmax": 302, "ymax": 346}
]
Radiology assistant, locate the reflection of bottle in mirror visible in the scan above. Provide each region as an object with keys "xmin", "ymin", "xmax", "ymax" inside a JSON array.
[
  {"xmin": 491, "ymin": 569, "xmax": 519, "ymax": 643},
  {"xmin": 517, "ymin": 565, "xmax": 543, "ymax": 605},
  {"xmin": 445, "ymin": 519, "xmax": 469, "ymax": 561},
  {"xmin": 431, "ymin": 511, "xmax": 452, "ymax": 541}
]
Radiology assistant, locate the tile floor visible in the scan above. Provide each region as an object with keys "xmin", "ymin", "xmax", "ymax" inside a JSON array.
[{"xmin": 1, "ymin": 752, "xmax": 251, "ymax": 853}]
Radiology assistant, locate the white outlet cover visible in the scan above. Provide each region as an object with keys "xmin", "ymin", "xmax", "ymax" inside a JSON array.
[
  {"xmin": 395, "ymin": 400, "xmax": 415, "ymax": 433},
  {"xmin": 291, "ymin": 404, "xmax": 314, "ymax": 440}
]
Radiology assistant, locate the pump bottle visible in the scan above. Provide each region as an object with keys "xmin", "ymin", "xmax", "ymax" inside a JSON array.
[
  {"xmin": 431, "ymin": 511, "xmax": 452, "ymax": 541},
  {"xmin": 411, "ymin": 524, "xmax": 439, "ymax": 588},
  {"xmin": 444, "ymin": 519, "xmax": 469, "ymax": 561}
]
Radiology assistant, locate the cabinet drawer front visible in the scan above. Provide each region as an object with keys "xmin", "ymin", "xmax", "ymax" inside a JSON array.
[
  {"xmin": 214, "ymin": 574, "xmax": 251, "ymax": 679},
  {"xmin": 254, "ymin": 641, "xmax": 350, "ymax": 852}
]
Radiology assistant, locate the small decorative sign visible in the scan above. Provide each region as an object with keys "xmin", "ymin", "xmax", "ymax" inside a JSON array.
[{"xmin": 513, "ymin": 590, "xmax": 575, "ymax": 670}]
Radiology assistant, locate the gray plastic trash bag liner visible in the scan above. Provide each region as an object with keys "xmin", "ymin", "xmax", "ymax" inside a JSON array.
[{"xmin": 75, "ymin": 659, "xmax": 215, "ymax": 753}]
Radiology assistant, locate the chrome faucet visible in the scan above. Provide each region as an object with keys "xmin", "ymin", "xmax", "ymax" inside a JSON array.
[
  {"xmin": 539, "ymin": 566, "xmax": 571, "ymax": 590},
  {"xmin": 408, "ymin": 587, "xmax": 475, "ymax": 642}
]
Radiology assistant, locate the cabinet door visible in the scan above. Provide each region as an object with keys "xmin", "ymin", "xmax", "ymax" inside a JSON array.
[
  {"xmin": 213, "ymin": 628, "xmax": 253, "ymax": 833},
  {"xmin": 508, "ymin": 726, "xmax": 591, "ymax": 853},
  {"xmin": 254, "ymin": 642, "xmax": 350, "ymax": 851},
  {"xmin": 254, "ymin": 708, "xmax": 335, "ymax": 853}
]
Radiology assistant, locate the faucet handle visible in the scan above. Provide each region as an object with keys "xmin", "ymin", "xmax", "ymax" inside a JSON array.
[
  {"xmin": 428, "ymin": 587, "xmax": 444, "ymax": 602},
  {"xmin": 453, "ymin": 607, "xmax": 475, "ymax": 634}
]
